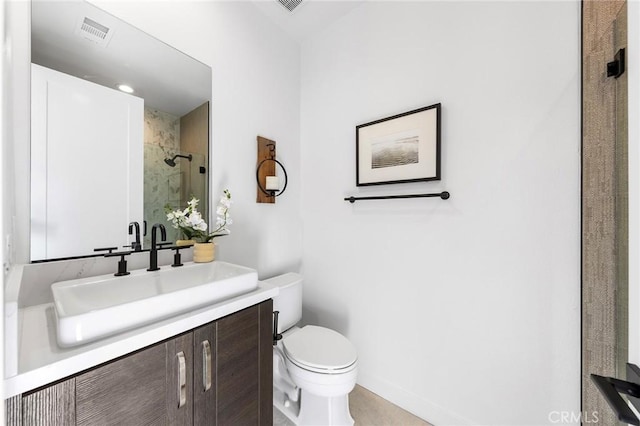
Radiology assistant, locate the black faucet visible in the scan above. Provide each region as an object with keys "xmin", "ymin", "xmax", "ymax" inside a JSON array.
[
  {"xmin": 147, "ymin": 223, "xmax": 167, "ymax": 272},
  {"xmin": 128, "ymin": 221, "xmax": 142, "ymax": 251}
]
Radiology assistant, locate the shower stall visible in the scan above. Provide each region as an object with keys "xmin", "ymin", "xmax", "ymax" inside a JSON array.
[
  {"xmin": 144, "ymin": 147, "xmax": 207, "ymax": 245},
  {"xmin": 143, "ymin": 102, "xmax": 209, "ymax": 246}
]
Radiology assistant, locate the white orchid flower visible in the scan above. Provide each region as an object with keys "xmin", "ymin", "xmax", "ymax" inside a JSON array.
[
  {"xmin": 165, "ymin": 189, "xmax": 231, "ymax": 242},
  {"xmin": 188, "ymin": 197, "xmax": 199, "ymax": 209}
]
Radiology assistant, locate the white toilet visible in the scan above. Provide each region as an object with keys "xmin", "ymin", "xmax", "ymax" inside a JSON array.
[{"xmin": 265, "ymin": 273, "xmax": 358, "ymax": 426}]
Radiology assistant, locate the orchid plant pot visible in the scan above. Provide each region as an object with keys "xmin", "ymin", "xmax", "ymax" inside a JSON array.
[{"xmin": 193, "ymin": 242, "xmax": 215, "ymax": 263}]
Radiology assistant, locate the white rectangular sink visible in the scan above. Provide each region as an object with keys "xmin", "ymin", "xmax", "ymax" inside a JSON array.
[{"xmin": 52, "ymin": 261, "xmax": 258, "ymax": 347}]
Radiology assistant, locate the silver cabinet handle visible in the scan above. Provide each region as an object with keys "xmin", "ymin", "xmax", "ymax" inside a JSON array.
[
  {"xmin": 177, "ymin": 351, "xmax": 186, "ymax": 408},
  {"xmin": 202, "ymin": 340, "xmax": 212, "ymax": 391}
]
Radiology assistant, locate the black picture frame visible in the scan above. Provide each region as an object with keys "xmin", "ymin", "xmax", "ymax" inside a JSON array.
[{"xmin": 356, "ymin": 103, "xmax": 441, "ymax": 186}]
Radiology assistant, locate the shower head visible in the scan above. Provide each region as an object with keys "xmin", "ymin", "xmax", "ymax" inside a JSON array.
[{"xmin": 164, "ymin": 154, "xmax": 193, "ymax": 167}]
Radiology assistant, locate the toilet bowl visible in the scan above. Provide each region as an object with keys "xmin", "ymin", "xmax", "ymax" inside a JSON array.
[{"xmin": 265, "ymin": 273, "xmax": 358, "ymax": 426}]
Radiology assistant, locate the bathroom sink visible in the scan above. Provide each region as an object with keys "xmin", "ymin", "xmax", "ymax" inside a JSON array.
[{"xmin": 52, "ymin": 261, "xmax": 258, "ymax": 347}]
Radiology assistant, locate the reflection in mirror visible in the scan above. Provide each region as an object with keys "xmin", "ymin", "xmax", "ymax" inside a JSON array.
[
  {"xmin": 30, "ymin": 0, "xmax": 212, "ymax": 261},
  {"xmin": 144, "ymin": 103, "xmax": 210, "ymax": 247}
]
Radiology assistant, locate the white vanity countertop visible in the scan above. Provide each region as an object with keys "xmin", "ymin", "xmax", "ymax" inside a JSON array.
[{"xmin": 4, "ymin": 278, "xmax": 278, "ymax": 398}]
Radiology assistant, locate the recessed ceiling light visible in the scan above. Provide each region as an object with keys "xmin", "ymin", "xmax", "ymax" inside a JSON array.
[{"xmin": 117, "ymin": 84, "xmax": 134, "ymax": 94}]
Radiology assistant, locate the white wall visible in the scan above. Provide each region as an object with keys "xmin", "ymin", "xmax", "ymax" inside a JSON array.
[
  {"xmin": 10, "ymin": 0, "xmax": 303, "ymax": 278},
  {"xmin": 300, "ymin": 2, "xmax": 581, "ymax": 425},
  {"xmin": 1, "ymin": 0, "xmax": 7, "ymax": 410},
  {"xmin": 3, "ymin": 0, "xmax": 30, "ymax": 270},
  {"xmin": 629, "ymin": 0, "xmax": 639, "ymax": 366},
  {"xmin": 3, "ymin": 2, "xmax": 32, "ymax": 413},
  {"xmin": 2, "ymin": 1, "xmax": 9, "ymax": 280}
]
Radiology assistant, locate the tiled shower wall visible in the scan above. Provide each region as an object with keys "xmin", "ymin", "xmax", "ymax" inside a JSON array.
[
  {"xmin": 582, "ymin": 1, "xmax": 628, "ymax": 423},
  {"xmin": 143, "ymin": 107, "xmax": 181, "ymax": 244}
]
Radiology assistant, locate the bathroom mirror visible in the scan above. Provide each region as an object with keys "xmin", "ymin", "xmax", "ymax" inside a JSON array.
[{"xmin": 30, "ymin": 0, "xmax": 212, "ymax": 261}]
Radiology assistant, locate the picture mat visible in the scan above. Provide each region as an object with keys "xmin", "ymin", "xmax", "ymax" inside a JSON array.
[{"xmin": 358, "ymin": 107, "xmax": 438, "ymax": 185}]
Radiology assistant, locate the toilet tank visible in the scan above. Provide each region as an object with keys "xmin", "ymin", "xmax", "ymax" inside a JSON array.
[{"xmin": 264, "ymin": 272, "xmax": 302, "ymax": 333}]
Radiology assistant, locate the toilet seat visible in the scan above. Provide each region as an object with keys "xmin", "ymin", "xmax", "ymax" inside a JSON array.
[{"xmin": 283, "ymin": 325, "xmax": 357, "ymax": 374}]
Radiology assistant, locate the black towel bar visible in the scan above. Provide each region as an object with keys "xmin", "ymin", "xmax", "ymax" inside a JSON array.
[{"xmin": 344, "ymin": 191, "xmax": 450, "ymax": 203}]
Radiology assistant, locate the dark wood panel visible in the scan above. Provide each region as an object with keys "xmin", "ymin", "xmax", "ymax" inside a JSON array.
[
  {"xmin": 167, "ymin": 332, "xmax": 194, "ymax": 426},
  {"xmin": 76, "ymin": 343, "xmax": 168, "ymax": 425},
  {"xmin": 217, "ymin": 304, "xmax": 260, "ymax": 425},
  {"xmin": 259, "ymin": 300, "xmax": 273, "ymax": 425},
  {"xmin": 6, "ymin": 394, "xmax": 22, "ymax": 426},
  {"xmin": 180, "ymin": 102, "xmax": 209, "ymax": 158},
  {"xmin": 256, "ymin": 136, "xmax": 276, "ymax": 204},
  {"xmin": 193, "ymin": 323, "xmax": 216, "ymax": 426},
  {"xmin": 22, "ymin": 379, "xmax": 75, "ymax": 426}
]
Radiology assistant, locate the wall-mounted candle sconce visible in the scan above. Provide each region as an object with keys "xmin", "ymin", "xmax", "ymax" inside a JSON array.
[{"xmin": 256, "ymin": 136, "xmax": 288, "ymax": 203}]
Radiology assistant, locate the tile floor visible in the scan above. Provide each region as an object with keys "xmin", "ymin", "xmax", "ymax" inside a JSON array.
[{"xmin": 273, "ymin": 384, "xmax": 432, "ymax": 426}]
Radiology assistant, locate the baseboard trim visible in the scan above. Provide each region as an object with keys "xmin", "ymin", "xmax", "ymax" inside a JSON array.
[{"xmin": 357, "ymin": 372, "xmax": 475, "ymax": 426}]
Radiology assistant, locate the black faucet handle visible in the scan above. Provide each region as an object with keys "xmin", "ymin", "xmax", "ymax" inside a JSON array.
[
  {"xmin": 104, "ymin": 250, "xmax": 133, "ymax": 276},
  {"xmin": 171, "ymin": 246, "xmax": 188, "ymax": 267},
  {"xmin": 157, "ymin": 241, "xmax": 174, "ymax": 249},
  {"xmin": 104, "ymin": 250, "xmax": 133, "ymax": 257},
  {"xmin": 94, "ymin": 246, "xmax": 118, "ymax": 254},
  {"xmin": 123, "ymin": 242, "xmax": 142, "ymax": 252}
]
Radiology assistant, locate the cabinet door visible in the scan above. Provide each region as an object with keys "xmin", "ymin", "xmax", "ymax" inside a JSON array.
[
  {"xmin": 258, "ymin": 300, "xmax": 273, "ymax": 424},
  {"xmin": 193, "ymin": 323, "xmax": 216, "ymax": 426},
  {"xmin": 167, "ymin": 332, "xmax": 195, "ymax": 425},
  {"xmin": 75, "ymin": 333, "xmax": 193, "ymax": 425},
  {"xmin": 18, "ymin": 379, "xmax": 75, "ymax": 426},
  {"xmin": 216, "ymin": 300, "xmax": 273, "ymax": 425}
]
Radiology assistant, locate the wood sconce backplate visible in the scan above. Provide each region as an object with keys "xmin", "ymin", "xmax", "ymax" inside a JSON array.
[{"xmin": 257, "ymin": 136, "xmax": 276, "ymax": 204}]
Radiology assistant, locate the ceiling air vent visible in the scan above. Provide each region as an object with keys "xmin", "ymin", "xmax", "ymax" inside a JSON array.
[
  {"xmin": 74, "ymin": 16, "xmax": 114, "ymax": 47},
  {"xmin": 277, "ymin": 0, "xmax": 303, "ymax": 13}
]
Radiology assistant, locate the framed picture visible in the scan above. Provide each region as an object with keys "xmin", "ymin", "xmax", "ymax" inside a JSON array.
[{"xmin": 356, "ymin": 103, "xmax": 441, "ymax": 186}]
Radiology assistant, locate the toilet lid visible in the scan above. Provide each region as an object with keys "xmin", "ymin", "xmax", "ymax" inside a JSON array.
[{"xmin": 283, "ymin": 325, "xmax": 357, "ymax": 372}]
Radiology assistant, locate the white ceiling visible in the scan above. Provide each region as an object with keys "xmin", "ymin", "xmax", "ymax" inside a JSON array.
[
  {"xmin": 31, "ymin": 0, "xmax": 211, "ymax": 117},
  {"xmin": 30, "ymin": 0, "xmax": 362, "ymax": 118},
  {"xmin": 250, "ymin": 0, "xmax": 364, "ymax": 43}
]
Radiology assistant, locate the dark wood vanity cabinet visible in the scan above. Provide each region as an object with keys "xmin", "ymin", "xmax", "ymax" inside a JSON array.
[
  {"xmin": 194, "ymin": 300, "xmax": 272, "ymax": 425},
  {"xmin": 7, "ymin": 300, "xmax": 273, "ymax": 426},
  {"xmin": 216, "ymin": 301, "xmax": 273, "ymax": 425},
  {"xmin": 76, "ymin": 332, "xmax": 194, "ymax": 425}
]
